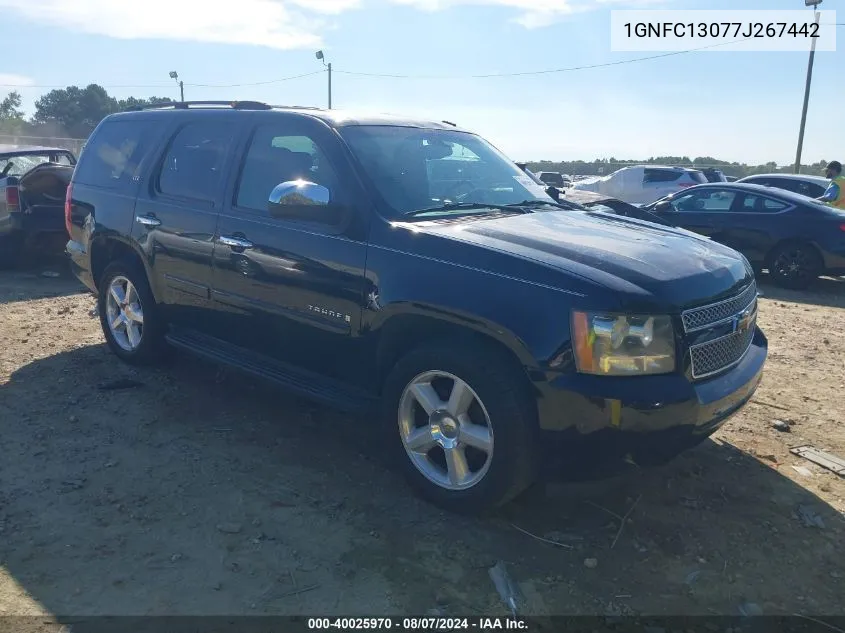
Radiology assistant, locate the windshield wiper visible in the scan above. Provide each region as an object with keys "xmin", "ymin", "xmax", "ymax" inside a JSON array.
[
  {"xmin": 506, "ymin": 199, "xmax": 586, "ymax": 211},
  {"xmin": 404, "ymin": 202, "xmax": 533, "ymax": 218}
]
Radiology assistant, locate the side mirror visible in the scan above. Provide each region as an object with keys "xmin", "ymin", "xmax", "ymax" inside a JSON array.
[
  {"xmin": 268, "ymin": 180, "xmax": 340, "ymax": 224},
  {"xmin": 653, "ymin": 200, "xmax": 672, "ymax": 213}
]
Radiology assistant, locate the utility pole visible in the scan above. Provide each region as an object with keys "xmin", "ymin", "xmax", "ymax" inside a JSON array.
[
  {"xmin": 169, "ymin": 71, "xmax": 185, "ymax": 103},
  {"xmin": 315, "ymin": 51, "xmax": 332, "ymax": 109},
  {"xmin": 794, "ymin": 2, "xmax": 822, "ymax": 174}
]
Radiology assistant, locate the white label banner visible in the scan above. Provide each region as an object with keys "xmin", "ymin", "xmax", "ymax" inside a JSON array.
[{"xmin": 610, "ymin": 10, "xmax": 837, "ymax": 52}]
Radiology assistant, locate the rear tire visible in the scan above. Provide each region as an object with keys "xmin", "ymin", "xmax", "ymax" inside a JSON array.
[
  {"xmin": 766, "ymin": 241, "xmax": 822, "ymax": 290},
  {"xmin": 98, "ymin": 259, "xmax": 168, "ymax": 365},
  {"xmin": 381, "ymin": 342, "xmax": 538, "ymax": 514}
]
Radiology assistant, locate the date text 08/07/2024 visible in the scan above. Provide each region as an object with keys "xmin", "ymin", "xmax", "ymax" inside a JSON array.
[{"xmin": 306, "ymin": 617, "xmax": 529, "ymax": 630}]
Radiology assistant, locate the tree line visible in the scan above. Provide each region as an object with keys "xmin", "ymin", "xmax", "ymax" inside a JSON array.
[
  {"xmin": 0, "ymin": 84, "xmax": 174, "ymax": 139},
  {"xmin": 0, "ymin": 84, "xmax": 829, "ymax": 178}
]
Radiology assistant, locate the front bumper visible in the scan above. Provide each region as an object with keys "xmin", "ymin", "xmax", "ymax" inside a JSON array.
[{"xmin": 535, "ymin": 327, "xmax": 767, "ymax": 478}]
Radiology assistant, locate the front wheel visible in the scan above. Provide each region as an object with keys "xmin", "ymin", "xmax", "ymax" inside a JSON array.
[
  {"xmin": 381, "ymin": 343, "xmax": 538, "ymax": 514},
  {"xmin": 767, "ymin": 242, "xmax": 822, "ymax": 290}
]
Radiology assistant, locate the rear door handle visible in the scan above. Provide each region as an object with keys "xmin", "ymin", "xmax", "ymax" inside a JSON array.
[
  {"xmin": 136, "ymin": 214, "xmax": 161, "ymax": 227},
  {"xmin": 217, "ymin": 235, "xmax": 254, "ymax": 250}
]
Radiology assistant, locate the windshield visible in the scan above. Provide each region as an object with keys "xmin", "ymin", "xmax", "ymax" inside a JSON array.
[
  {"xmin": 0, "ymin": 151, "xmax": 75, "ymax": 177},
  {"xmin": 339, "ymin": 125, "xmax": 554, "ymax": 217}
]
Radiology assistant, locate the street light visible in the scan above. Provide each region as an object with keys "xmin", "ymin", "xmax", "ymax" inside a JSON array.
[
  {"xmin": 169, "ymin": 71, "xmax": 185, "ymax": 102},
  {"xmin": 315, "ymin": 50, "xmax": 332, "ymax": 109},
  {"xmin": 794, "ymin": 0, "xmax": 822, "ymax": 174}
]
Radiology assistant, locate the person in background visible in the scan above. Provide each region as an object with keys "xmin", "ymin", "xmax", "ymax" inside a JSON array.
[{"xmin": 817, "ymin": 160, "xmax": 844, "ymax": 209}]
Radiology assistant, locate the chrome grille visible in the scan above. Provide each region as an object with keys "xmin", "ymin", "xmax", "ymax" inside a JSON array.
[
  {"xmin": 681, "ymin": 282, "xmax": 758, "ymax": 333},
  {"xmin": 689, "ymin": 311, "xmax": 757, "ymax": 379}
]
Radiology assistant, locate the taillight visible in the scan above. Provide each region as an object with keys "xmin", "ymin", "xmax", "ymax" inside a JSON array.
[
  {"xmin": 64, "ymin": 183, "xmax": 73, "ymax": 237},
  {"xmin": 839, "ymin": 223, "xmax": 845, "ymax": 232},
  {"xmin": 5, "ymin": 185, "xmax": 19, "ymax": 210}
]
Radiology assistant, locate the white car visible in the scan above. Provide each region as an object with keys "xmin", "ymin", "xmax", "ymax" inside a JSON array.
[
  {"xmin": 736, "ymin": 173, "xmax": 829, "ymax": 199},
  {"xmin": 571, "ymin": 165, "xmax": 707, "ymax": 205}
]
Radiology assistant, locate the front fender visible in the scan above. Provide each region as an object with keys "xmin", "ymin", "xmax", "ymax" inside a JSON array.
[{"xmin": 363, "ymin": 244, "xmax": 580, "ymax": 370}]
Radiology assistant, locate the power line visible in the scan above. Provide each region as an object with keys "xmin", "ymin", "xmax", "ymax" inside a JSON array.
[{"xmin": 334, "ymin": 32, "xmax": 841, "ymax": 79}]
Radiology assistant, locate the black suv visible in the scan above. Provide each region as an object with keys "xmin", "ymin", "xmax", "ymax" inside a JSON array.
[{"xmin": 66, "ymin": 102, "xmax": 768, "ymax": 513}]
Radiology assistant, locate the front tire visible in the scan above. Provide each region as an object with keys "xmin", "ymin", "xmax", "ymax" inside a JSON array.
[
  {"xmin": 98, "ymin": 259, "xmax": 167, "ymax": 365},
  {"xmin": 767, "ymin": 242, "xmax": 822, "ymax": 290},
  {"xmin": 381, "ymin": 342, "xmax": 538, "ymax": 514}
]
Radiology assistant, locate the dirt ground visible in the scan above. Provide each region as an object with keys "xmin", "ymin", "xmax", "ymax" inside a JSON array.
[{"xmin": 1, "ymin": 258, "xmax": 844, "ymax": 622}]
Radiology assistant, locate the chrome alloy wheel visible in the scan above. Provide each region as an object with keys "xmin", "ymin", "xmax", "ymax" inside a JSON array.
[
  {"xmin": 105, "ymin": 275, "xmax": 144, "ymax": 351},
  {"xmin": 398, "ymin": 370, "xmax": 494, "ymax": 491}
]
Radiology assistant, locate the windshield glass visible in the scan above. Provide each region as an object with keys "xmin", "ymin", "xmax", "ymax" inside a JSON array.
[
  {"xmin": 340, "ymin": 125, "xmax": 553, "ymax": 216},
  {"xmin": 0, "ymin": 152, "xmax": 75, "ymax": 177}
]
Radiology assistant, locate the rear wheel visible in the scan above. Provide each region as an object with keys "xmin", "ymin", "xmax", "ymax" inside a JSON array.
[
  {"xmin": 767, "ymin": 242, "xmax": 822, "ymax": 290},
  {"xmin": 381, "ymin": 342, "xmax": 538, "ymax": 514},
  {"xmin": 98, "ymin": 260, "xmax": 168, "ymax": 364}
]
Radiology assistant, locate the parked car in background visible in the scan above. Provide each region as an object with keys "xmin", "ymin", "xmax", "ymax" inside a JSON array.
[
  {"xmin": 0, "ymin": 145, "xmax": 77, "ymax": 267},
  {"xmin": 737, "ymin": 173, "xmax": 829, "ymax": 199},
  {"xmin": 561, "ymin": 188, "xmax": 673, "ymax": 226},
  {"xmin": 535, "ymin": 171, "xmax": 571, "ymax": 188},
  {"xmin": 571, "ymin": 165, "xmax": 707, "ymax": 205},
  {"xmin": 643, "ymin": 183, "xmax": 845, "ymax": 289},
  {"xmin": 725, "ymin": 176, "xmax": 738, "ymax": 182},
  {"xmin": 66, "ymin": 101, "xmax": 767, "ymax": 513},
  {"xmin": 701, "ymin": 168, "xmax": 728, "ymax": 183}
]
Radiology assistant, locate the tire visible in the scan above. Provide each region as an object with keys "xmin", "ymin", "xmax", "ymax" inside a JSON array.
[
  {"xmin": 766, "ymin": 241, "xmax": 822, "ymax": 290},
  {"xmin": 381, "ymin": 342, "xmax": 538, "ymax": 514},
  {"xmin": 97, "ymin": 259, "xmax": 168, "ymax": 365}
]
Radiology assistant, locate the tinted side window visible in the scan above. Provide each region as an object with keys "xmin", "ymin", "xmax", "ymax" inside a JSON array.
[
  {"xmin": 739, "ymin": 194, "xmax": 789, "ymax": 213},
  {"xmin": 643, "ymin": 169, "xmax": 682, "ymax": 183},
  {"xmin": 235, "ymin": 125, "xmax": 339, "ymax": 214},
  {"xmin": 673, "ymin": 189, "xmax": 737, "ymax": 212},
  {"xmin": 73, "ymin": 119, "xmax": 155, "ymax": 190},
  {"xmin": 157, "ymin": 121, "xmax": 235, "ymax": 202},
  {"xmin": 787, "ymin": 180, "xmax": 825, "ymax": 197}
]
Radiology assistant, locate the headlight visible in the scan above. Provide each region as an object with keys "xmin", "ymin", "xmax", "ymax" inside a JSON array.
[{"xmin": 572, "ymin": 311, "xmax": 676, "ymax": 376}]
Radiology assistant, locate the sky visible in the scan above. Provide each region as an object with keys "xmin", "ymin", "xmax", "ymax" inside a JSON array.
[{"xmin": 0, "ymin": 0, "xmax": 842, "ymax": 165}]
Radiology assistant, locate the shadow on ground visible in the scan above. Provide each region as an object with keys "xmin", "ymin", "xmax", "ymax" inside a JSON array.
[
  {"xmin": 0, "ymin": 257, "xmax": 85, "ymax": 305},
  {"xmin": 1, "ymin": 344, "xmax": 843, "ymax": 621},
  {"xmin": 758, "ymin": 274, "xmax": 845, "ymax": 309}
]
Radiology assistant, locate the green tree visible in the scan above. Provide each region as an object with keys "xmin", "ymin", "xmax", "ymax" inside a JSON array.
[
  {"xmin": 117, "ymin": 96, "xmax": 175, "ymax": 111},
  {"xmin": 32, "ymin": 84, "xmax": 118, "ymax": 137},
  {"xmin": 0, "ymin": 91, "xmax": 26, "ymax": 134}
]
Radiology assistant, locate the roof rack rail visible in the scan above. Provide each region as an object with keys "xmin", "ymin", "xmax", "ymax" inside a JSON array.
[
  {"xmin": 442, "ymin": 120, "xmax": 457, "ymax": 127},
  {"xmin": 141, "ymin": 100, "xmax": 273, "ymax": 111},
  {"xmin": 268, "ymin": 104, "xmax": 323, "ymax": 110}
]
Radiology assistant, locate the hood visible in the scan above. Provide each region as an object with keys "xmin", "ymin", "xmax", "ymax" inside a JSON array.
[{"xmin": 416, "ymin": 210, "xmax": 752, "ymax": 310}]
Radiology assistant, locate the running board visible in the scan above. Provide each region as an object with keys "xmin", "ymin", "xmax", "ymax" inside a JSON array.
[{"xmin": 165, "ymin": 327, "xmax": 377, "ymax": 413}]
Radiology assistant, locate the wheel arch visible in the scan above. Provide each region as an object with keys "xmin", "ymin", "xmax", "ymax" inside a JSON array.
[
  {"xmin": 763, "ymin": 238, "xmax": 824, "ymax": 269},
  {"xmin": 373, "ymin": 309, "xmax": 539, "ymax": 404},
  {"xmin": 89, "ymin": 234, "xmax": 154, "ymax": 295}
]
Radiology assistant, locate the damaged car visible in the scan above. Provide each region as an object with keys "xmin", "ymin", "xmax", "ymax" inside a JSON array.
[{"xmin": 0, "ymin": 145, "xmax": 77, "ymax": 267}]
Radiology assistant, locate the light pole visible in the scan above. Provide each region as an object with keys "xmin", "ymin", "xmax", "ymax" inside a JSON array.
[
  {"xmin": 794, "ymin": 0, "xmax": 822, "ymax": 174},
  {"xmin": 169, "ymin": 71, "xmax": 185, "ymax": 102},
  {"xmin": 315, "ymin": 51, "xmax": 332, "ymax": 109}
]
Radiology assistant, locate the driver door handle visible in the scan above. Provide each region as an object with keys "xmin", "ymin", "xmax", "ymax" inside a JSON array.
[
  {"xmin": 135, "ymin": 214, "xmax": 161, "ymax": 227},
  {"xmin": 217, "ymin": 235, "xmax": 254, "ymax": 250}
]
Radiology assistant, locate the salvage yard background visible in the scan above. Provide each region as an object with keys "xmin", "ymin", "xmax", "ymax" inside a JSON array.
[{"xmin": 1, "ymin": 260, "xmax": 843, "ymax": 619}]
